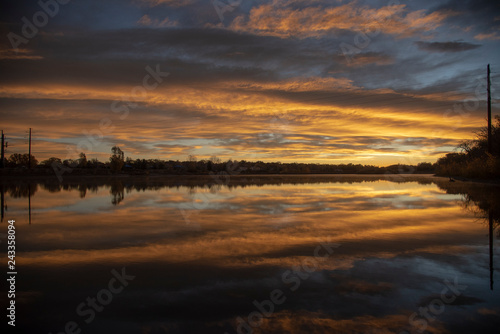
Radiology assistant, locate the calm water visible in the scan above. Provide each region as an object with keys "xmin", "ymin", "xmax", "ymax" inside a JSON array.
[{"xmin": 2, "ymin": 175, "xmax": 499, "ymax": 334}]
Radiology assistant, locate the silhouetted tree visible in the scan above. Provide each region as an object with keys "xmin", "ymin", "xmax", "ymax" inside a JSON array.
[
  {"xmin": 110, "ymin": 146, "xmax": 124, "ymax": 172},
  {"xmin": 437, "ymin": 116, "xmax": 500, "ymax": 178},
  {"xmin": 40, "ymin": 157, "xmax": 62, "ymax": 167},
  {"xmin": 8, "ymin": 153, "xmax": 37, "ymax": 168},
  {"xmin": 79, "ymin": 152, "xmax": 87, "ymax": 168}
]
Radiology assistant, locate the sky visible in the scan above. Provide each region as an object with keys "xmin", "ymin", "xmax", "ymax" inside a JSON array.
[{"xmin": 1, "ymin": 0, "xmax": 500, "ymax": 166}]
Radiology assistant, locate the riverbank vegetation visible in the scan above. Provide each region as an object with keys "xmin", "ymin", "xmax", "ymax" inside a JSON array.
[
  {"xmin": 436, "ymin": 116, "xmax": 500, "ymax": 179},
  {"xmin": 1, "ymin": 146, "xmax": 436, "ymax": 176}
]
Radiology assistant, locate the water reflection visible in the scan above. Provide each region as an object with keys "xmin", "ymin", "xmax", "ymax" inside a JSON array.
[
  {"xmin": 1, "ymin": 183, "xmax": 4, "ymax": 222},
  {"xmin": 436, "ymin": 181, "xmax": 500, "ymax": 292},
  {"xmin": 110, "ymin": 181, "xmax": 124, "ymax": 206},
  {"xmin": 1, "ymin": 176, "xmax": 499, "ymax": 333}
]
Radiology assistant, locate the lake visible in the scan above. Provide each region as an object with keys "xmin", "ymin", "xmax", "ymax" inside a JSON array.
[{"xmin": 2, "ymin": 175, "xmax": 499, "ymax": 334}]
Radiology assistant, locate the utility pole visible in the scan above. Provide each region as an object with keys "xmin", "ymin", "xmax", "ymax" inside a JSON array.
[
  {"xmin": 487, "ymin": 64, "xmax": 492, "ymax": 155},
  {"xmin": 28, "ymin": 127, "xmax": 32, "ymax": 169},
  {"xmin": 489, "ymin": 211, "xmax": 494, "ymax": 290},
  {"xmin": 1, "ymin": 130, "xmax": 4, "ymax": 168},
  {"xmin": 1, "ymin": 184, "xmax": 4, "ymax": 223},
  {"xmin": 28, "ymin": 184, "xmax": 32, "ymax": 225}
]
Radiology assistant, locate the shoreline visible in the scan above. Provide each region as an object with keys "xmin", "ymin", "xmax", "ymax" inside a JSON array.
[
  {"xmin": 0, "ymin": 168, "xmax": 500, "ymax": 185},
  {"xmin": 1, "ymin": 170, "xmax": 499, "ymax": 186}
]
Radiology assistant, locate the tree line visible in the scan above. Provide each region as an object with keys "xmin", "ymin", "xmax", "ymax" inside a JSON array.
[
  {"xmin": 435, "ymin": 116, "xmax": 500, "ymax": 178},
  {"xmin": 2, "ymin": 145, "xmax": 437, "ymax": 175}
]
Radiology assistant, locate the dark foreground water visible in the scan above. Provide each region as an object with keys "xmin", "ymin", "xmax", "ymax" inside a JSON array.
[{"xmin": 1, "ymin": 175, "xmax": 499, "ymax": 334}]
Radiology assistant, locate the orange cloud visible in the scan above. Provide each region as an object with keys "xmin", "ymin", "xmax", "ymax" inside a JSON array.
[
  {"xmin": 474, "ymin": 32, "xmax": 500, "ymax": 40},
  {"xmin": 227, "ymin": 1, "xmax": 453, "ymax": 39},
  {"xmin": 235, "ymin": 310, "xmax": 448, "ymax": 334},
  {"xmin": 0, "ymin": 48, "xmax": 43, "ymax": 60},
  {"xmin": 0, "ymin": 75, "xmax": 482, "ymax": 164},
  {"xmin": 137, "ymin": 14, "xmax": 178, "ymax": 27}
]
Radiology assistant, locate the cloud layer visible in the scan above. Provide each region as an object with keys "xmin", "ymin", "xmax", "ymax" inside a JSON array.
[{"xmin": 0, "ymin": 0, "xmax": 499, "ymax": 164}]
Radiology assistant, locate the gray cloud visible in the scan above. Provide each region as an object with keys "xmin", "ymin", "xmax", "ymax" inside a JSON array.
[{"xmin": 415, "ymin": 41, "xmax": 481, "ymax": 52}]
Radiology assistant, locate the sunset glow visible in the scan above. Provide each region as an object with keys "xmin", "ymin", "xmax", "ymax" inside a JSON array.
[{"xmin": 1, "ymin": 0, "xmax": 499, "ymax": 165}]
